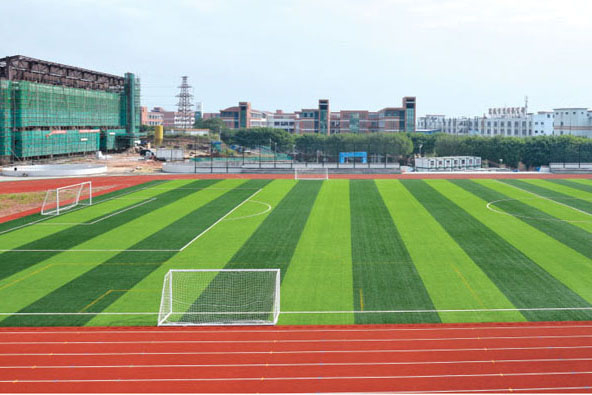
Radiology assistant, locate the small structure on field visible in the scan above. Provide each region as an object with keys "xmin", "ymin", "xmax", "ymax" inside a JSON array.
[{"xmin": 414, "ymin": 156, "xmax": 482, "ymax": 172}]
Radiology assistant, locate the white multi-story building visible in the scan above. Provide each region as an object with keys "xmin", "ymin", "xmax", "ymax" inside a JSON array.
[
  {"xmin": 266, "ymin": 110, "xmax": 296, "ymax": 133},
  {"xmin": 531, "ymin": 111, "xmax": 554, "ymax": 136},
  {"xmin": 442, "ymin": 116, "xmax": 483, "ymax": 135},
  {"xmin": 418, "ymin": 106, "xmax": 563, "ymax": 138},
  {"xmin": 553, "ymin": 108, "xmax": 592, "ymax": 138},
  {"xmin": 481, "ymin": 107, "xmax": 530, "ymax": 137},
  {"xmin": 417, "ymin": 114, "xmax": 445, "ymax": 131}
]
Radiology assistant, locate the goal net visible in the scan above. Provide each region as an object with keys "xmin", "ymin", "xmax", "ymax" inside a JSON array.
[
  {"xmin": 158, "ymin": 269, "xmax": 281, "ymax": 326},
  {"xmin": 41, "ymin": 181, "xmax": 92, "ymax": 216},
  {"xmin": 294, "ymin": 167, "xmax": 329, "ymax": 180}
]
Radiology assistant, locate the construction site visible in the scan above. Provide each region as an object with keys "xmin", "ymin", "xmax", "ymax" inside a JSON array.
[{"xmin": 0, "ymin": 55, "xmax": 141, "ymax": 165}]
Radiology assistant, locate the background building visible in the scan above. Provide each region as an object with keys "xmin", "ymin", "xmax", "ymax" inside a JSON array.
[
  {"xmin": 0, "ymin": 55, "xmax": 140, "ymax": 163},
  {"xmin": 209, "ymin": 97, "xmax": 415, "ymax": 135},
  {"xmin": 553, "ymin": 108, "xmax": 592, "ymax": 137},
  {"xmin": 141, "ymin": 106, "xmax": 164, "ymax": 126},
  {"xmin": 531, "ymin": 111, "xmax": 554, "ymax": 136}
]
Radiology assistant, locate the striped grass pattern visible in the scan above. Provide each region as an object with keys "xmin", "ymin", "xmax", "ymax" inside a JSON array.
[{"xmin": 0, "ymin": 178, "xmax": 591, "ymax": 326}]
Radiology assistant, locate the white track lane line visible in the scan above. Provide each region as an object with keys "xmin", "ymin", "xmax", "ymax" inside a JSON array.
[
  {"xmin": 391, "ymin": 385, "xmax": 592, "ymax": 393},
  {"xmin": 1, "ymin": 323, "xmax": 592, "ymax": 334},
  {"xmin": 1, "ymin": 357, "xmax": 591, "ymax": 370},
  {"xmin": 2, "ymin": 344, "xmax": 592, "ymax": 356},
  {"xmin": 2, "ymin": 333, "xmax": 592, "ymax": 345},
  {"xmin": 1, "ymin": 370, "xmax": 592, "ymax": 383}
]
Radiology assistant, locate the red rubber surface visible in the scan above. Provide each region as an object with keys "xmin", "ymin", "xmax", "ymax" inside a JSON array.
[{"xmin": 0, "ymin": 322, "xmax": 591, "ymax": 393}]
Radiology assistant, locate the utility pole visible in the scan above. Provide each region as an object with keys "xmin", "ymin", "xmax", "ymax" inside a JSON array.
[{"xmin": 176, "ymin": 76, "xmax": 194, "ymax": 131}]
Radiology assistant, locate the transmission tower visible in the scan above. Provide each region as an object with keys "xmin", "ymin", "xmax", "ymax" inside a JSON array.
[{"xmin": 176, "ymin": 76, "xmax": 194, "ymax": 130}]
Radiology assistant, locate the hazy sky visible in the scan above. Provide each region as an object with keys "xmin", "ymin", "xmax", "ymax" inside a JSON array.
[{"xmin": 1, "ymin": 0, "xmax": 590, "ymax": 116}]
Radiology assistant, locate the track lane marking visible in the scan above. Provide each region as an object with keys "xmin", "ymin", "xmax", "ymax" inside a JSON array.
[
  {"xmin": 1, "ymin": 370, "xmax": 592, "ymax": 383},
  {"xmin": 2, "ymin": 344, "xmax": 592, "ymax": 356},
  {"xmin": 1, "ymin": 357, "xmax": 591, "ymax": 369},
  {"xmin": 2, "ymin": 334, "xmax": 591, "ymax": 344},
  {"xmin": 1, "ymin": 323, "xmax": 592, "ymax": 334}
]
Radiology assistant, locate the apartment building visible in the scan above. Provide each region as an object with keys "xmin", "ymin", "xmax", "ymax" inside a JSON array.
[
  {"xmin": 140, "ymin": 106, "xmax": 164, "ymax": 126},
  {"xmin": 211, "ymin": 97, "xmax": 415, "ymax": 135}
]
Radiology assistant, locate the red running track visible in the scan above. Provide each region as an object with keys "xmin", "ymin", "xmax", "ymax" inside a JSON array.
[{"xmin": 0, "ymin": 322, "xmax": 591, "ymax": 393}]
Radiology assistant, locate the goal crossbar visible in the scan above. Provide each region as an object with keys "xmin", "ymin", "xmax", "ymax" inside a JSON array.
[
  {"xmin": 294, "ymin": 168, "xmax": 329, "ymax": 180},
  {"xmin": 158, "ymin": 269, "xmax": 280, "ymax": 326},
  {"xmin": 41, "ymin": 181, "xmax": 92, "ymax": 216}
]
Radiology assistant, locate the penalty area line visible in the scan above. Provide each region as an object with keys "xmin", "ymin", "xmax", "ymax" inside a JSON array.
[
  {"xmin": 0, "ymin": 183, "xmax": 165, "ymax": 237},
  {"xmin": 36, "ymin": 198, "xmax": 157, "ymax": 226},
  {"xmin": 0, "ymin": 189, "xmax": 264, "ymax": 253}
]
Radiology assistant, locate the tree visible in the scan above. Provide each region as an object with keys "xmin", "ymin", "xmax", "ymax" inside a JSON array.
[
  {"xmin": 194, "ymin": 118, "xmax": 233, "ymax": 142},
  {"xmin": 231, "ymin": 128, "xmax": 294, "ymax": 152}
]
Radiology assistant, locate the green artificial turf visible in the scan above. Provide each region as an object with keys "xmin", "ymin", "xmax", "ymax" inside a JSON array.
[
  {"xmin": 501, "ymin": 179, "xmax": 592, "ymax": 214},
  {"xmin": 280, "ymin": 180, "xmax": 354, "ymax": 325},
  {"xmin": 349, "ymin": 180, "xmax": 439, "ymax": 324},
  {"xmin": 1, "ymin": 180, "xmax": 269, "ymax": 326},
  {"xmin": 404, "ymin": 179, "xmax": 592, "ymax": 322},
  {"xmin": 0, "ymin": 177, "xmax": 591, "ymax": 327},
  {"xmin": 453, "ymin": 179, "xmax": 592, "ymax": 260},
  {"xmin": 547, "ymin": 179, "xmax": 592, "ymax": 194},
  {"xmin": 376, "ymin": 180, "xmax": 524, "ymax": 323}
]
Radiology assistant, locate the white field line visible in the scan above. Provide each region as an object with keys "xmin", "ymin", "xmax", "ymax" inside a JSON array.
[
  {"xmin": 178, "ymin": 188, "xmax": 262, "ymax": 251},
  {"xmin": 3, "ymin": 344, "xmax": 592, "ymax": 356},
  {"xmin": 1, "ymin": 306, "xmax": 592, "ymax": 315},
  {"xmin": 223, "ymin": 200, "xmax": 271, "ymax": 221},
  {"xmin": 0, "ymin": 184, "xmax": 162, "ymax": 236},
  {"xmin": 499, "ymin": 180, "xmax": 592, "ymax": 217},
  {"xmin": 1, "ymin": 370, "xmax": 592, "ymax": 384},
  {"xmin": 486, "ymin": 197, "xmax": 592, "ymax": 223},
  {"xmin": 36, "ymin": 198, "xmax": 157, "ymax": 226},
  {"xmin": 0, "ymin": 188, "xmax": 263, "ymax": 253},
  {"xmin": 2, "ymin": 357, "xmax": 591, "ymax": 370},
  {"xmin": 2, "ymin": 333, "xmax": 591, "ymax": 345},
  {"xmin": 1, "ymin": 323, "xmax": 591, "ymax": 335}
]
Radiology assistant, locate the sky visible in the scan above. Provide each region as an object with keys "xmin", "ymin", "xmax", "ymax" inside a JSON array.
[{"xmin": 1, "ymin": 0, "xmax": 590, "ymax": 117}]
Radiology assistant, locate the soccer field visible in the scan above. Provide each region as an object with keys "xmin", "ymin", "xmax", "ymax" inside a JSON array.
[{"xmin": 0, "ymin": 177, "xmax": 591, "ymax": 327}]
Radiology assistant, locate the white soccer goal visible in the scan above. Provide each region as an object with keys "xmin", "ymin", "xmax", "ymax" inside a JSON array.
[
  {"xmin": 41, "ymin": 181, "xmax": 93, "ymax": 216},
  {"xmin": 294, "ymin": 167, "xmax": 329, "ymax": 180},
  {"xmin": 158, "ymin": 269, "xmax": 281, "ymax": 326}
]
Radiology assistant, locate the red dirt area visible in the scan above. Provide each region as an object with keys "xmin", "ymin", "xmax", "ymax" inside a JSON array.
[{"xmin": 0, "ymin": 321, "xmax": 591, "ymax": 393}]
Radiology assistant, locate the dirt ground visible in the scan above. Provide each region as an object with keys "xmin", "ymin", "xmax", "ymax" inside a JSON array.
[
  {"xmin": 48, "ymin": 151, "xmax": 164, "ymax": 174},
  {"xmin": 0, "ymin": 185, "xmax": 115, "ymax": 219}
]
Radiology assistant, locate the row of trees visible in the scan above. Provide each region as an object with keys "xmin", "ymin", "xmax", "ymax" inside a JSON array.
[
  {"xmin": 192, "ymin": 118, "xmax": 591, "ymax": 168},
  {"xmin": 429, "ymin": 134, "xmax": 592, "ymax": 168}
]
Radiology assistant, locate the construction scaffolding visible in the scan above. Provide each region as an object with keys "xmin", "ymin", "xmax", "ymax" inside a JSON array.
[{"xmin": 0, "ymin": 55, "xmax": 141, "ymax": 164}]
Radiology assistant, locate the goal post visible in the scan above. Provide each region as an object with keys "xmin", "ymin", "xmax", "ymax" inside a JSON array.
[
  {"xmin": 158, "ymin": 269, "xmax": 281, "ymax": 326},
  {"xmin": 41, "ymin": 181, "xmax": 92, "ymax": 216},
  {"xmin": 294, "ymin": 167, "xmax": 329, "ymax": 180}
]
